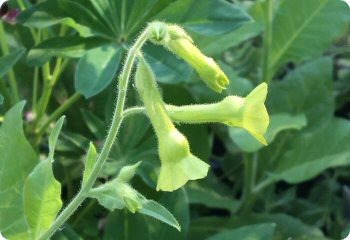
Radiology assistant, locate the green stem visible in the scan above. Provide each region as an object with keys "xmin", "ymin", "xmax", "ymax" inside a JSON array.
[
  {"xmin": 35, "ymin": 57, "xmax": 64, "ymax": 128},
  {"xmin": 38, "ymin": 27, "xmax": 150, "ymax": 240},
  {"xmin": 32, "ymin": 67, "xmax": 39, "ymax": 112},
  {"xmin": 35, "ymin": 93, "xmax": 82, "ymax": 144},
  {"xmin": 0, "ymin": 22, "xmax": 20, "ymax": 104},
  {"xmin": 262, "ymin": 0, "xmax": 274, "ymax": 84},
  {"xmin": 122, "ymin": 106, "xmax": 145, "ymax": 118}
]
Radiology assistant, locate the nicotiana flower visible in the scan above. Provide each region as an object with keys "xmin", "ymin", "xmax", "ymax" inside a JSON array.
[
  {"xmin": 135, "ymin": 56, "xmax": 209, "ymax": 192},
  {"xmin": 166, "ymin": 83, "xmax": 269, "ymax": 145},
  {"xmin": 148, "ymin": 22, "xmax": 229, "ymax": 93}
]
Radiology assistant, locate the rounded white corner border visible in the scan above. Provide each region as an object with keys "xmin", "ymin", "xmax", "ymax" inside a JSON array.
[{"xmin": 342, "ymin": 0, "xmax": 350, "ymax": 8}]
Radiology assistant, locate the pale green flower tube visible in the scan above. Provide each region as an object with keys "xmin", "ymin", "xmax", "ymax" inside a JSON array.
[
  {"xmin": 135, "ymin": 56, "xmax": 209, "ymax": 192},
  {"xmin": 148, "ymin": 22, "xmax": 229, "ymax": 93},
  {"xmin": 166, "ymin": 83, "xmax": 269, "ymax": 145}
]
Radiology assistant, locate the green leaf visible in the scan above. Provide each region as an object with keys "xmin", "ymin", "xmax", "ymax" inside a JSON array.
[
  {"xmin": 196, "ymin": 22, "xmax": 262, "ymax": 56},
  {"xmin": 270, "ymin": 0, "xmax": 349, "ymax": 72},
  {"xmin": 186, "ymin": 182, "xmax": 239, "ymax": 213},
  {"xmin": 0, "ymin": 48, "xmax": 25, "ymax": 78},
  {"xmin": 103, "ymin": 211, "xmax": 151, "ymax": 240},
  {"xmin": 81, "ymin": 109, "xmax": 106, "ymax": 139},
  {"xmin": 48, "ymin": 116, "xmax": 65, "ymax": 162},
  {"xmin": 27, "ymin": 36, "xmax": 110, "ymax": 66},
  {"xmin": 149, "ymin": 189, "xmax": 189, "ymax": 240},
  {"xmin": 266, "ymin": 118, "xmax": 350, "ymax": 184},
  {"xmin": 230, "ymin": 113, "xmax": 307, "ymax": 152},
  {"xmin": 23, "ymin": 159, "xmax": 62, "ymax": 239},
  {"xmin": 156, "ymin": 0, "xmax": 251, "ymax": 36},
  {"xmin": 144, "ymin": 45, "xmax": 192, "ymax": 84},
  {"xmin": 82, "ymin": 142, "xmax": 97, "ymax": 186},
  {"xmin": 17, "ymin": 0, "xmax": 93, "ymax": 36},
  {"xmin": 0, "ymin": 102, "xmax": 38, "ymax": 239},
  {"xmin": 206, "ymin": 223, "xmax": 276, "ymax": 240},
  {"xmin": 139, "ymin": 199, "xmax": 181, "ymax": 231},
  {"xmin": 75, "ymin": 44, "xmax": 122, "ymax": 98},
  {"xmin": 267, "ymin": 57, "xmax": 334, "ymax": 129},
  {"xmin": 58, "ymin": 0, "xmax": 113, "ymax": 38}
]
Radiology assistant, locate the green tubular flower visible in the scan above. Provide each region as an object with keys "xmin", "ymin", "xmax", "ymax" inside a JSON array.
[
  {"xmin": 135, "ymin": 56, "xmax": 209, "ymax": 192},
  {"xmin": 166, "ymin": 83, "xmax": 269, "ymax": 145},
  {"xmin": 148, "ymin": 22, "xmax": 229, "ymax": 93}
]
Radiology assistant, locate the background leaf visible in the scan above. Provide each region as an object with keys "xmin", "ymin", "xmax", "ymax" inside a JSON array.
[
  {"xmin": 75, "ymin": 44, "xmax": 122, "ymax": 98},
  {"xmin": 270, "ymin": 0, "xmax": 349, "ymax": 73},
  {"xmin": 206, "ymin": 223, "xmax": 276, "ymax": 240},
  {"xmin": 27, "ymin": 36, "xmax": 109, "ymax": 66},
  {"xmin": 155, "ymin": 0, "xmax": 251, "ymax": 36},
  {"xmin": 23, "ymin": 159, "xmax": 62, "ymax": 239},
  {"xmin": 0, "ymin": 102, "xmax": 38, "ymax": 239},
  {"xmin": 266, "ymin": 118, "xmax": 350, "ymax": 184},
  {"xmin": 0, "ymin": 48, "xmax": 25, "ymax": 77}
]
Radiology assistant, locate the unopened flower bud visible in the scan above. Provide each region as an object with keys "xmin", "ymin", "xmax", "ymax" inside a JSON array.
[{"xmin": 148, "ymin": 22, "xmax": 229, "ymax": 93}]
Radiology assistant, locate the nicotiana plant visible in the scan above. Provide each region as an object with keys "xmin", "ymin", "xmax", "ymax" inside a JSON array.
[{"xmin": 0, "ymin": 21, "xmax": 269, "ymax": 240}]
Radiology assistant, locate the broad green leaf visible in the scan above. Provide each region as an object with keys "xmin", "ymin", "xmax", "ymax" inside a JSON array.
[
  {"xmin": 145, "ymin": 45, "xmax": 192, "ymax": 84},
  {"xmin": 266, "ymin": 118, "xmax": 350, "ymax": 184},
  {"xmin": 48, "ymin": 116, "xmax": 65, "ymax": 162},
  {"xmin": 58, "ymin": 0, "xmax": 113, "ymax": 38},
  {"xmin": 17, "ymin": 0, "xmax": 93, "ymax": 36},
  {"xmin": 139, "ymin": 200, "xmax": 181, "ymax": 231},
  {"xmin": 186, "ymin": 182, "xmax": 239, "ymax": 213},
  {"xmin": 75, "ymin": 44, "xmax": 122, "ymax": 98},
  {"xmin": 189, "ymin": 214, "xmax": 326, "ymax": 240},
  {"xmin": 196, "ymin": 22, "xmax": 262, "ymax": 56},
  {"xmin": 0, "ymin": 95, "xmax": 3, "ymax": 105},
  {"xmin": 156, "ymin": 0, "xmax": 251, "ymax": 36},
  {"xmin": 0, "ymin": 48, "xmax": 25, "ymax": 77},
  {"xmin": 267, "ymin": 58, "xmax": 334, "ymax": 129},
  {"xmin": 0, "ymin": 102, "xmax": 38, "ymax": 239},
  {"xmin": 270, "ymin": 0, "xmax": 349, "ymax": 73},
  {"xmin": 206, "ymin": 223, "xmax": 276, "ymax": 240},
  {"xmin": 27, "ymin": 36, "xmax": 109, "ymax": 66},
  {"xmin": 90, "ymin": 0, "xmax": 159, "ymax": 37},
  {"xmin": 82, "ymin": 142, "xmax": 97, "ymax": 186},
  {"xmin": 230, "ymin": 113, "xmax": 307, "ymax": 152},
  {"xmin": 150, "ymin": 189, "xmax": 189, "ymax": 240},
  {"xmin": 103, "ymin": 211, "xmax": 151, "ymax": 240},
  {"xmin": 23, "ymin": 159, "xmax": 62, "ymax": 239}
]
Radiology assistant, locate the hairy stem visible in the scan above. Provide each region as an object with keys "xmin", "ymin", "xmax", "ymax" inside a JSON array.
[{"xmin": 38, "ymin": 27, "xmax": 150, "ymax": 240}]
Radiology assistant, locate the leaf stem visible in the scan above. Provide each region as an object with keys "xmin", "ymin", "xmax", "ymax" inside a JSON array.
[
  {"xmin": 122, "ymin": 106, "xmax": 145, "ymax": 118},
  {"xmin": 262, "ymin": 0, "xmax": 274, "ymax": 84},
  {"xmin": 38, "ymin": 27, "xmax": 150, "ymax": 240}
]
